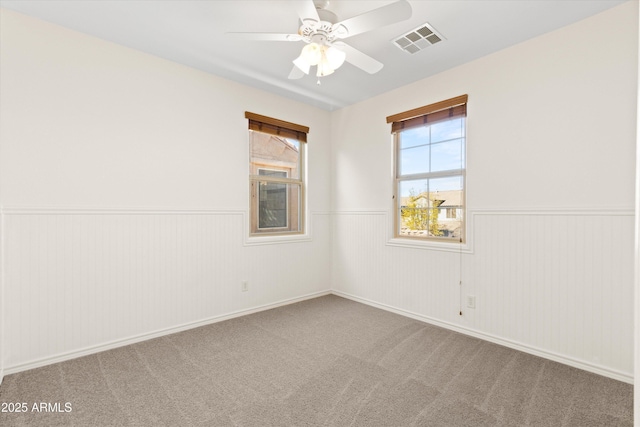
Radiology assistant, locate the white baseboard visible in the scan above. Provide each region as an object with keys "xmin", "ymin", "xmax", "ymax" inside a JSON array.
[
  {"xmin": 331, "ymin": 290, "xmax": 634, "ymax": 384},
  {"xmin": 3, "ymin": 290, "xmax": 331, "ymax": 377}
]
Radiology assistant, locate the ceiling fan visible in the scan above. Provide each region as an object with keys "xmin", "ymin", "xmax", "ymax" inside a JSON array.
[{"xmin": 228, "ymin": 0, "xmax": 412, "ymax": 81}]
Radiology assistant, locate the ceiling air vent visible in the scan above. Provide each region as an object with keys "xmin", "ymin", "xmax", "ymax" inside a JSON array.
[{"xmin": 393, "ymin": 23, "xmax": 443, "ymax": 54}]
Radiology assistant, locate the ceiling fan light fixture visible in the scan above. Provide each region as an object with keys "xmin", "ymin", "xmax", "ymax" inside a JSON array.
[
  {"xmin": 316, "ymin": 60, "xmax": 335, "ymax": 77},
  {"xmin": 293, "ymin": 55, "xmax": 311, "ymax": 74},
  {"xmin": 301, "ymin": 42, "xmax": 322, "ymax": 65},
  {"xmin": 325, "ymin": 46, "xmax": 346, "ymax": 69},
  {"xmin": 295, "ymin": 42, "xmax": 345, "ymax": 78}
]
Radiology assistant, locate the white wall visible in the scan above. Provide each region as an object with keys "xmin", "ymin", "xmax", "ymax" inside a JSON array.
[
  {"xmin": 0, "ymin": 8, "xmax": 332, "ymax": 375},
  {"xmin": 331, "ymin": 1, "xmax": 638, "ymax": 382}
]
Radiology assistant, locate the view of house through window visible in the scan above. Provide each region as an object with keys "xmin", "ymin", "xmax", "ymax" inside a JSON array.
[
  {"xmin": 388, "ymin": 95, "xmax": 467, "ymax": 242},
  {"xmin": 246, "ymin": 112, "xmax": 307, "ymax": 236},
  {"xmin": 257, "ymin": 169, "xmax": 289, "ymax": 229}
]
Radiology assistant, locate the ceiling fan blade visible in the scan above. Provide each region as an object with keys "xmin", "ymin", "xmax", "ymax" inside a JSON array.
[
  {"xmin": 288, "ymin": 65, "xmax": 306, "ymax": 80},
  {"xmin": 333, "ymin": 0, "xmax": 412, "ymax": 39},
  {"xmin": 292, "ymin": 0, "xmax": 320, "ymax": 24},
  {"xmin": 226, "ymin": 32, "xmax": 302, "ymax": 42},
  {"xmin": 334, "ymin": 42, "xmax": 383, "ymax": 74}
]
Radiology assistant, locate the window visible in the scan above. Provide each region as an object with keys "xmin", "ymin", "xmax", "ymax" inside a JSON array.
[
  {"xmin": 386, "ymin": 95, "xmax": 467, "ymax": 242},
  {"xmin": 257, "ymin": 169, "xmax": 288, "ymax": 229},
  {"xmin": 245, "ymin": 112, "xmax": 308, "ymax": 236}
]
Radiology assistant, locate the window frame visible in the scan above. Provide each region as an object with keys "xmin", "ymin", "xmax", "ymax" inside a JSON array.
[
  {"xmin": 246, "ymin": 112, "xmax": 308, "ymax": 238},
  {"xmin": 387, "ymin": 95, "xmax": 467, "ymax": 244}
]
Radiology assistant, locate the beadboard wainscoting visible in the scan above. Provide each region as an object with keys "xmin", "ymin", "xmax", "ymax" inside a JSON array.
[
  {"xmin": 1, "ymin": 206, "xmax": 634, "ymax": 383},
  {"xmin": 1, "ymin": 208, "xmax": 331, "ymax": 375},
  {"xmin": 331, "ymin": 208, "xmax": 634, "ymax": 383}
]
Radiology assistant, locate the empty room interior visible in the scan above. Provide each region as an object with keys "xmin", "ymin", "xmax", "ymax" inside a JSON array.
[{"xmin": 0, "ymin": 0, "xmax": 639, "ymax": 425}]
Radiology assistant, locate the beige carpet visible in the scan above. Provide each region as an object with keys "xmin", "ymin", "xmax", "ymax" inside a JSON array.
[{"xmin": 0, "ymin": 295, "xmax": 633, "ymax": 426}]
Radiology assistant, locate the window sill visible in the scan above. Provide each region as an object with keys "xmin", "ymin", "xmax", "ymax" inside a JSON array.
[
  {"xmin": 244, "ymin": 233, "xmax": 312, "ymax": 246},
  {"xmin": 386, "ymin": 237, "xmax": 473, "ymax": 253}
]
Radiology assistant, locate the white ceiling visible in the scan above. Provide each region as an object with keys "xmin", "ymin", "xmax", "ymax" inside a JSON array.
[{"xmin": 0, "ymin": 0, "xmax": 628, "ymax": 111}]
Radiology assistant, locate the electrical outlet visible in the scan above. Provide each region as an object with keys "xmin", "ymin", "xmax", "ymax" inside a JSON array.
[
  {"xmin": 466, "ymin": 295, "xmax": 476, "ymax": 309},
  {"xmin": 241, "ymin": 281, "xmax": 248, "ymax": 292}
]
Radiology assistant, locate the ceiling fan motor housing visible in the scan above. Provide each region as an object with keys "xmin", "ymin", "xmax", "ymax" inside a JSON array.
[
  {"xmin": 299, "ymin": 20, "xmax": 348, "ymax": 45},
  {"xmin": 298, "ymin": 1, "xmax": 350, "ymax": 45}
]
